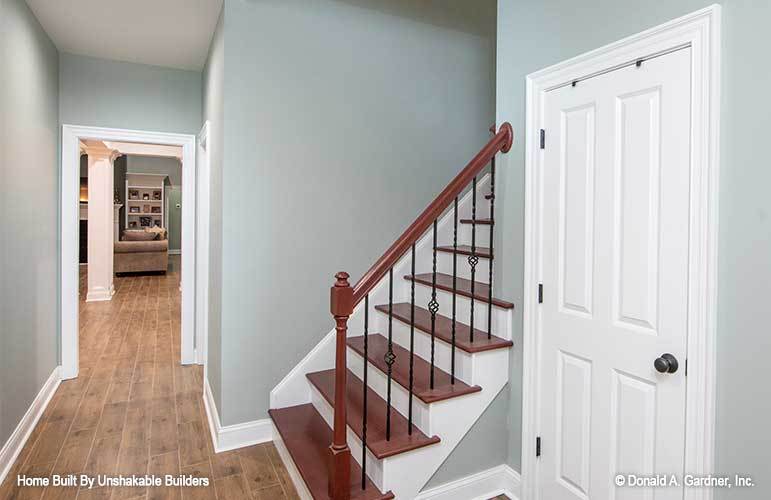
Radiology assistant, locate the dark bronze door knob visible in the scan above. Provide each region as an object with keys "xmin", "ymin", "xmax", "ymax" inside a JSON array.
[{"xmin": 654, "ymin": 353, "xmax": 679, "ymax": 374}]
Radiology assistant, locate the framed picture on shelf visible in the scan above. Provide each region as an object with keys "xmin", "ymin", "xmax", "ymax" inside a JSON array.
[
  {"xmin": 142, "ymin": 193, "xmax": 150, "ymax": 200},
  {"xmin": 143, "ymin": 204, "xmax": 151, "ymax": 213},
  {"xmin": 129, "ymin": 221, "xmax": 138, "ymax": 228},
  {"xmin": 129, "ymin": 190, "xmax": 139, "ymax": 200},
  {"xmin": 139, "ymin": 216, "xmax": 152, "ymax": 227},
  {"xmin": 153, "ymin": 219, "xmax": 162, "ymax": 227},
  {"xmin": 152, "ymin": 190, "xmax": 162, "ymax": 200},
  {"xmin": 151, "ymin": 206, "xmax": 161, "ymax": 214},
  {"xmin": 129, "ymin": 206, "xmax": 140, "ymax": 214}
]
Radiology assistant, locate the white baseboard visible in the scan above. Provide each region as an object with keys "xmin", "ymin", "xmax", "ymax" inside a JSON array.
[
  {"xmin": 85, "ymin": 284, "xmax": 115, "ymax": 302},
  {"xmin": 203, "ymin": 378, "xmax": 272, "ymax": 453},
  {"xmin": 416, "ymin": 464, "xmax": 520, "ymax": 500},
  {"xmin": 0, "ymin": 366, "xmax": 61, "ymax": 485}
]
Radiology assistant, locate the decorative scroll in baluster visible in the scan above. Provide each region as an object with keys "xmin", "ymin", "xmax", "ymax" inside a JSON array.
[
  {"xmin": 428, "ymin": 220, "xmax": 439, "ymax": 390},
  {"xmin": 468, "ymin": 176, "xmax": 479, "ymax": 343},
  {"xmin": 408, "ymin": 244, "xmax": 416, "ymax": 434},
  {"xmin": 361, "ymin": 294, "xmax": 369, "ymax": 490},
  {"xmin": 451, "ymin": 197, "xmax": 458, "ymax": 385},
  {"xmin": 487, "ymin": 157, "xmax": 495, "ymax": 340},
  {"xmin": 329, "ymin": 272, "xmax": 352, "ymax": 500},
  {"xmin": 385, "ymin": 268, "xmax": 395, "ymax": 441}
]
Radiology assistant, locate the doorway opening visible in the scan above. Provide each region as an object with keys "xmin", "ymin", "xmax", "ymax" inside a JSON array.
[{"xmin": 61, "ymin": 126, "xmax": 201, "ymax": 381}]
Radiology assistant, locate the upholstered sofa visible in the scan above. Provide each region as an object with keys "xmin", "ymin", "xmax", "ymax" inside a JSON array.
[{"xmin": 114, "ymin": 229, "xmax": 168, "ymax": 274}]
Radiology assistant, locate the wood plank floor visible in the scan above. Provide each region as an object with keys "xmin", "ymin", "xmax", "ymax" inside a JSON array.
[{"xmin": 0, "ymin": 258, "xmax": 299, "ymax": 500}]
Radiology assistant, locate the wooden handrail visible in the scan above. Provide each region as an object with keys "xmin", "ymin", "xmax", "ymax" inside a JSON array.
[{"xmin": 352, "ymin": 122, "xmax": 513, "ymax": 305}]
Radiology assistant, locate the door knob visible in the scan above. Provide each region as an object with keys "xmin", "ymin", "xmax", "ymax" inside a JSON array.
[{"xmin": 654, "ymin": 353, "xmax": 679, "ymax": 374}]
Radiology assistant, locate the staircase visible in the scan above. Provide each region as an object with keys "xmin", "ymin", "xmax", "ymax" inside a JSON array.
[{"xmin": 269, "ymin": 124, "xmax": 514, "ymax": 499}]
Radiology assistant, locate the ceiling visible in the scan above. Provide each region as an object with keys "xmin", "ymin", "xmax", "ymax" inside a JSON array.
[{"xmin": 26, "ymin": 0, "xmax": 223, "ymax": 71}]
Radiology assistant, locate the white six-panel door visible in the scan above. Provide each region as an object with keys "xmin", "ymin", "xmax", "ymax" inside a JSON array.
[{"xmin": 538, "ymin": 47, "xmax": 692, "ymax": 500}]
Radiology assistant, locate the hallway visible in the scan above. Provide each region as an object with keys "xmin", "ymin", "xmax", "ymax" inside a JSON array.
[{"xmin": 0, "ymin": 258, "xmax": 298, "ymax": 500}]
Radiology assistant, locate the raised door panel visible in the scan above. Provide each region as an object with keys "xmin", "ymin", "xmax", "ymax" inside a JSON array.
[
  {"xmin": 613, "ymin": 89, "xmax": 662, "ymax": 334},
  {"xmin": 559, "ymin": 105, "xmax": 596, "ymax": 317}
]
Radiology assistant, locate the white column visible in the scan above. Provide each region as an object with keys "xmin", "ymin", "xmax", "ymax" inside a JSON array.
[{"xmin": 86, "ymin": 146, "xmax": 120, "ymax": 302}]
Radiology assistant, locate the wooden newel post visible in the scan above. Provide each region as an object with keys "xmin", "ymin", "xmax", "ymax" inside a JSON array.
[{"xmin": 329, "ymin": 272, "xmax": 352, "ymax": 500}]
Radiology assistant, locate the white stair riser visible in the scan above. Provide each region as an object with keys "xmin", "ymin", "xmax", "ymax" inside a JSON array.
[
  {"xmin": 309, "ymin": 384, "xmax": 386, "ymax": 491},
  {"xmin": 412, "ymin": 285, "xmax": 510, "ymax": 339},
  {"xmin": 456, "ymin": 222, "xmax": 492, "ymax": 248},
  {"xmin": 347, "ymin": 346, "xmax": 432, "ymax": 434},
  {"xmin": 437, "ymin": 251, "xmax": 491, "ymax": 281},
  {"xmin": 369, "ymin": 315, "xmax": 474, "ymax": 384}
]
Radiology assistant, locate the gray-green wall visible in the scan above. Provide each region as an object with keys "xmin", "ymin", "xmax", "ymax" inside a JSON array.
[
  {"xmin": 59, "ymin": 52, "xmax": 202, "ymax": 134},
  {"xmin": 203, "ymin": 8, "xmax": 225, "ymax": 417},
  {"xmin": 126, "ymin": 155, "xmax": 183, "ymax": 250},
  {"xmin": 0, "ymin": 0, "xmax": 59, "ymax": 447},
  {"xmin": 209, "ymin": 0, "xmax": 497, "ymax": 441},
  {"xmin": 496, "ymin": 1, "xmax": 771, "ymax": 496}
]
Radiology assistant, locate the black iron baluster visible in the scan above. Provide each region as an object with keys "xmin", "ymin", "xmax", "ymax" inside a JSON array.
[
  {"xmin": 487, "ymin": 158, "xmax": 495, "ymax": 340},
  {"xmin": 469, "ymin": 176, "xmax": 479, "ymax": 343},
  {"xmin": 451, "ymin": 197, "xmax": 458, "ymax": 385},
  {"xmin": 408, "ymin": 244, "xmax": 415, "ymax": 434},
  {"xmin": 428, "ymin": 220, "xmax": 439, "ymax": 390},
  {"xmin": 385, "ymin": 268, "xmax": 395, "ymax": 441},
  {"xmin": 361, "ymin": 294, "xmax": 369, "ymax": 490}
]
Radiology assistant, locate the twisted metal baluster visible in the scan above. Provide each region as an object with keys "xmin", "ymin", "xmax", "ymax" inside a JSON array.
[
  {"xmin": 385, "ymin": 268, "xmax": 395, "ymax": 441},
  {"xmin": 361, "ymin": 294, "xmax": 369, "ymax": 490},
  {"xmin": 408, "ymin": 244, "xmax": 415, "ymax": 434},
  {"xmin": 451, "ymin": 197, "xmax": 458, "ymax": 385},
  {"xmin": 428, "ymin": 220, "xmax": 439, "ymax": 390},
  {"xmin": 487, "ymin": 158, "xmax": 495, "ymax": 340},
  {"xmin": 469, "ymin": 176, "xmax": 479, "ymax": 343}
]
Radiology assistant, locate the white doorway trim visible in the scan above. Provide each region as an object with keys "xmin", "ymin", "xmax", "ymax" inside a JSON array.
[
  {"xmin": 196, "ymin": 121, "xmax": 211, "ymax": 369},
  {"xmin": 61, "ymin": 125, "xmax": 199, "ymax": 380},
  {"xmin": 520, "ymin": 5, "xmax": 720, "ymax": 500}
]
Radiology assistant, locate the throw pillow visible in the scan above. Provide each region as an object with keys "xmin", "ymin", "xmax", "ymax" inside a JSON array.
[{"xmin": 123, "ymin": 230, "xmax": 156, "ymax": 241}]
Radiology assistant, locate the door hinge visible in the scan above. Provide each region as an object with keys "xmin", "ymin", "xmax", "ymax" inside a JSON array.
[
  {"xmin": 685, "ymin": 358, "xmax": 688, "ymax": 376},
  {"xmin": 538, "ymin": 283, "xmax": 543, "ymax": 304},
  {"xmin": 539, "ymin": 129, "xmax": 546, "ymax": 149},
  {"xmin": 536, "ymin": 436, "xmax": 542, "ymax": 457}
]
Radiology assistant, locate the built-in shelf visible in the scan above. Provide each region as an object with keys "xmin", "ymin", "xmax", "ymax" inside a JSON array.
[{"xmin": 125, "ymin": 173, "xmax": 169, "ymax": 230}]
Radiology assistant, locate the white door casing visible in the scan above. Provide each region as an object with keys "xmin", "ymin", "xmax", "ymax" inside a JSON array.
[
  {"xmin": 520, "ymin": 6, "xmax": 720, "ymax": 500},
  {"xmin": 196, "ymin": 121, "xmax": 211, "ymax": 368},
  {"xmin": 61, "ymin": 125, "xmax": 199, "ymax": 379},
  {"xmin": 539, "ymin": 48, "xmax": 691, "ymax": 500}
]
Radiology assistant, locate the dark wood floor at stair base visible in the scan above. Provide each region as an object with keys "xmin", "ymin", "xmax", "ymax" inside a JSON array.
[
  {"xmin": 347, "ymin": 334, "xmax": 481, "ymax": 404},
  {"xmin": 406, "ymin": 273, "xmax": 515, "ymax": 309},
  {"xmin": 375, "ymin": 303, "xmax": 513, "ymax": 353},
  {"xmin": 460, "ymin": 218, "xmax": 493, "ymax": 225},
  {"xmin": 269, "ymin": 405, "xmax": 394, "ymax": 500},
  {"xmin": 307, "ymin": 370, "xmax": 440, "ymax": 459},
  {"xmin": 435, "ymin": 245, "xmax": 492, "ymax": 258}
]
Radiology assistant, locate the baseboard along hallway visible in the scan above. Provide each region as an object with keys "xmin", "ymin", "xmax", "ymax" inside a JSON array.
[{"xmin": 0, "ymin": 257, "xmax": 300, "ymax": 500}]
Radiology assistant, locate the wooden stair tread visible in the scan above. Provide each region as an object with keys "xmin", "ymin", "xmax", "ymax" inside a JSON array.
[
  {"xmin": 347, "ymin": 334, "xmax": 481, "ymax": 404},
  {"xmin": 307, "ymin": 369, "xmax": 440, "ymax": 459},
  {"xmin": 269, "ymin": 404, "xmax": 394, "ymax": 500},
  {"xmin": 374, "ymin": 303, "xmax": 512, "ymax": 353},
  {"xmin": 435, "ymin": 245, "xmax": 491, "ymax": 258},
  {"xmin": 460, "ymin": 218, "xmax": 493, "ymax": 225},
  {"xmin": 406, "ymin": 273, "xmax": 514, "ymax": 309}
]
